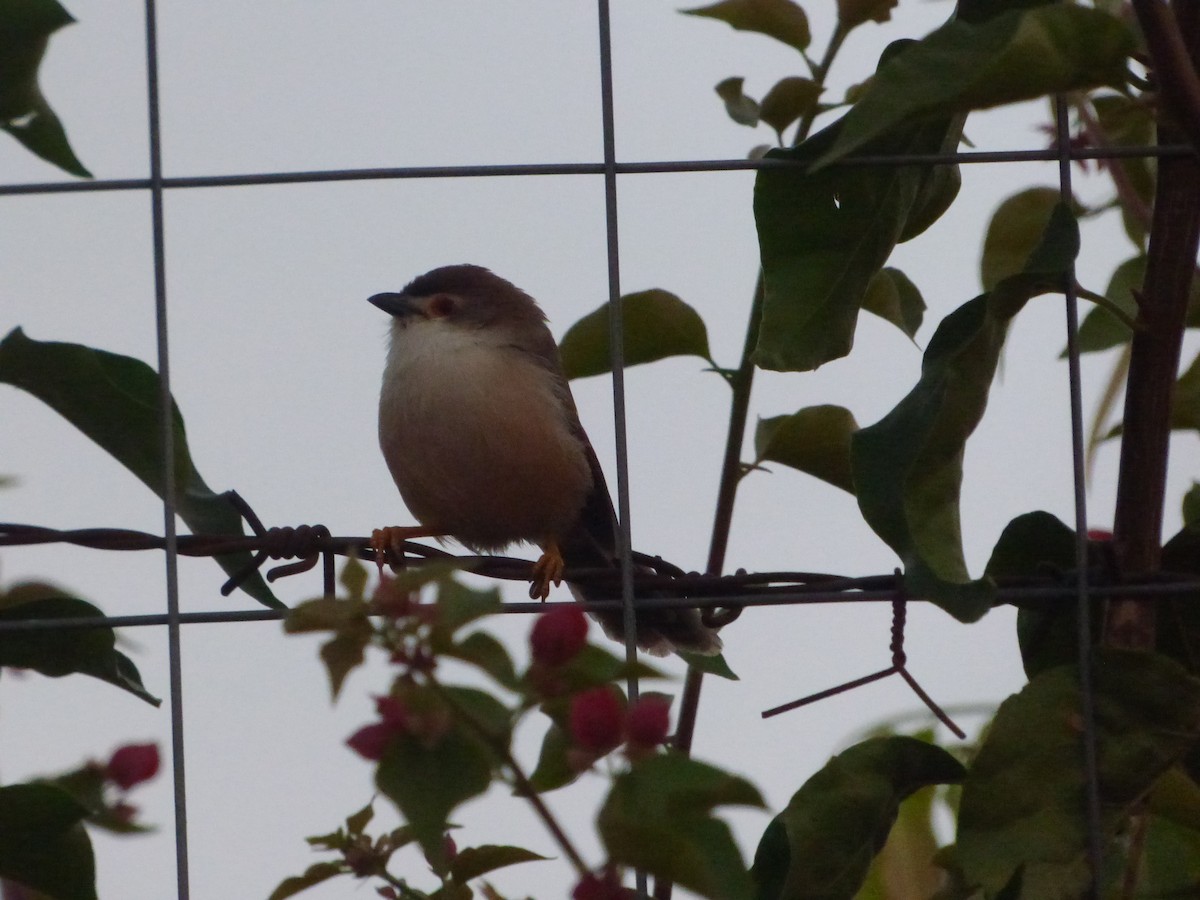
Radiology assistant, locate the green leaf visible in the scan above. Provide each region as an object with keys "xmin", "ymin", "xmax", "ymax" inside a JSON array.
[
  {"xmin": 838, "ymin": 0, "xmax": 897, "ymax": 29},
  {"xmin": 814, "ymin": 5, "xmax": 1135, "ymax": 169},
  {"xmin": 446, "ymin": 631, "xmax": 519, "ymax": 691},
  {"xmin": 1138, "ymin": 813, "xmax": 1200, "ymax": 899},
  {"xmin": 559, "ymin": 290, "xmax": 712, "ymax": 380},
  {"xmin": 319, "ymin": 629, "xmax": 371, "ymax": 701},
  {"xmin": 678, "ymin": 648, "xmax": 740, "ymax": 681},
  {"xmin": 0, "ymin": 0, "xmax": 91, "ymax": 177},
  {"xmin": 980, "ymin": 187, "xmax": 1062, "ymax": 291},
  {"xmin": 1091, "ymin": 93, "xmax": 1155, "ymax": 249},
  {"xmin": 376, "ymin": 725, "xmax": 496, "ymax": 868},
  {"xmin": 759, "ymin": 77, "xmax": 821, "ymax": 141},
  {"xmin": 715, "ymin": 77, "xmax": 760, "ymax": 127},
  {"xmin": 861, "ymin": 268, "xmax": 925, "ymax": 341},
  {"xmin": 1170, "ymin": 353, "xmax": 1200, "ymax": 435},
  {"xmin": 449, "ymin": 845, "xmax": 549, "ymax": 883},
  {"xmin": 0, "ymin": 585, "xmax": 160, "ymax": 705},
  {"xmin": 1074, "ymin": 255, "xmax": 1144, "ymax": 354},
  {"xmin": 984, "ymin": 511, "xmax": 1076, "ymax": 581},
  {"xmin": 1185, "ymin": 482, "xmax": 1200, "ymax": 527},
  {"xmin": 957, "ymin": 651, "xmax": 1200, "ymax": 898},
  {"xmin": 600, "ymin": 753, "xmax": 765, "ymax": 900},
  {"xmin": 267, "ymin": 861, "xmax": 346, "ymax": 900},
  {"xmin": 851, "ymin": 204, "xmax": 1079, "ymax": 621},
  {"xmin": 345, "ymin": 801, "xmax": 374, "ymax": 836},
  {"xmin": 435, "ymin": 579, "xmax": 503, "ymax": 635},
  {"xmin": 753, "ymin": 44, "xmax": 963, "ymax": 371},
  {"xmin": 681, "ymin": 0, "xmax": 810, "ymax": 52},
  {"xmin": 751, "ymin": 736, "xmax": 963, "ymax": 900},
  {"xmin": 984, "ymin": 511, "xmax": 1091, "ymax": 679},
  {"xmin": 854, "ymin": 784, "xmax": 942, "ymax": 900},
  {"xmin": 0, "ymin": 783, "xmax": 97, "ymax": 900},
  {"xmin": 754, "ymin": 405, "xmax": 859, "ymax": 494},
  {"xmin": 528, "ymin": 719, "xmax": 576, "ymax": 793},
  {"xmin": 0, "ymin": 329, "xmax": 280, "ymax": 608}
]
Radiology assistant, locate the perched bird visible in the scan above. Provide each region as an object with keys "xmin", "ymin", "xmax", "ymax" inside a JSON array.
[{"xmin": 368, "ymin": 264, "xmax": 721, "ymax": 656}]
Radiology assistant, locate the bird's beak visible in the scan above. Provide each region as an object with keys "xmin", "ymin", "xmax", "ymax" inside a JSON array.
[{"xmin": 367, "ymin": 292, "xmax": 418, "ymax": 318}]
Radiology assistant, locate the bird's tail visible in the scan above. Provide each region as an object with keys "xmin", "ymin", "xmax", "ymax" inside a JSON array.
[{"xmin": 567, "ymin": 579, "xmax": 722, "ymax": 657}]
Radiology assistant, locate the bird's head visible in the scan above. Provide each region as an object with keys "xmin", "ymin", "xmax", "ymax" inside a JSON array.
[{"xmin": 368, "ymin": 264, "xmax": 549, "ymax": 339}]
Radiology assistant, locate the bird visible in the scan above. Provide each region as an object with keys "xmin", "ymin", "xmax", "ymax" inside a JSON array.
[{"xmin": 367, "ymin": 264, "xmax": 721, "ymax": 656}]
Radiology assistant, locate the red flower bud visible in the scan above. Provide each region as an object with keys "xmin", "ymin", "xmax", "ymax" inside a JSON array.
[
  {"xmin": 625, "ymin": 696, "xmax": 671, "ymax": 748},
  {"xmin": 530, "ymin": 605, "xmax": 589, "ymax": 666},
  {"xmin": 573, "ymin": 869, "xmax": 634, "ymax": 900},
  {"xmin": 105, "ymin": 743, "xmax": 160, "ymax": 790},
  {"xmin": 569, "ymin": 687, "xmax": 624, "ymax": 753},
  {"xmin": 374, "ymin": 695, "xmax": 410, "ymax": 728},
  {"xmin": 1087, "ymin": 528, "xmax": 1113, "ymax": 542},
  {"xmin": 346, "ymin": 722, "xmax": 398, "ymax": 761}
]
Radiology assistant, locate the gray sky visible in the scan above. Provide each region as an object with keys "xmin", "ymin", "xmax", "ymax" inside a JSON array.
[{"xmin": 3, "ymin": 2, "xmax": 1195, "ymax": 898}]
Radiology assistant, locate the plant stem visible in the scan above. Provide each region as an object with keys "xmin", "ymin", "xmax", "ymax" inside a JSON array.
[
  {"xmin": 429, "ymin": 681, "xmax": 590, "ymax": 878},
  {"xmin": 1133, "ymin": 0, "xmax": 1200, "ymax": 154},
  {"xmin": 1108, "ymin": 3, "xmax": 1200, "ymax": 651}
]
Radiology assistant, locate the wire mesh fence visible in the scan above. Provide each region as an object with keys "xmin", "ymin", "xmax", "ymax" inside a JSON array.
[{"xmin": 2, "ymin": 1, "xmax": 1192, "ymax": 898}]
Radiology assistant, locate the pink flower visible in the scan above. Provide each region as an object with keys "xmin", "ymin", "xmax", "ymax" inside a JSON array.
[
  {"xmin": 625, "ymin": 696, "xmax": 671, "ymax": 749},
  {"xmin": 105, "ymin": 743, "xmax": 160, "ymax": 790},
  {"xmin": 346, "ymin": 722, "xmax": 398, "ymax": 761},
  {"xmin": 569, "ymin": 687, "xmax": 624, "ymax": 753},
  {"xmin": 530, "ymin": 606, "xmax": 589, "ymax": 666},
  {"xmin": 346, "ymin": 697, "xmax": 411, "ymax": 760}
]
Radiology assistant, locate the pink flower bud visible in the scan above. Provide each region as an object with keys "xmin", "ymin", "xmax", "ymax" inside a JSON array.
[
  {"xmin": 530, "ymin": 606, "xmax": 589, "ymax": 666},
  {"xmin": 573, "ymin": 869, "xmax": 634, "ymax": 900},
  {"xmin": 105, "ymin": 743, "xmax": 160, "ymax": 790},
  {"xmin": 625, "ymin": 696, "xmax": 671, "ymax": 748},
  {"xmin": 569, "ymin": 687, "xmax": 624, "ymax": 753},
  {"xmin": 346, "ymin": 722, "xmax": 397, "ymax": 761}
]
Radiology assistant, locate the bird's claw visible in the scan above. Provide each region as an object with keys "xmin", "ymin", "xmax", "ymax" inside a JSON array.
[
  {"xmin": 370, "ymin": 527, "xmax": 409, "ymax": 575},
  {"xmin": 529, "ymin": 545, "xmax": 565, "ymax": 601}
]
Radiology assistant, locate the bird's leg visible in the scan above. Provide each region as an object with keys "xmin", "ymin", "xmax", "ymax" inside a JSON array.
[
  {"xmin": 370, "ymin": 525, "xmax": 446, "ymax": 574},
  {"xmin": 529, "ymin": 540, "xmax": 566, "ymax": 601}
]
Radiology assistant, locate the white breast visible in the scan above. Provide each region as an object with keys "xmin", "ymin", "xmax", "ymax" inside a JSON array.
[{"xmin": 378, "ymin": 319, "xmax": 593, "ymax": 551}]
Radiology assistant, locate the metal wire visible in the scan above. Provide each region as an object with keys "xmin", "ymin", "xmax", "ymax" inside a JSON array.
[
  {"xmin": 1, "ymin": 144, "xmax": 1195, "ymax": 198},
  {"xmin": 1055, "ymin": 95, "xmax": 1106, "ymax": 895},
  {"xmin": 140, "ymin": 1, "xmax": 190, "ymax": 896}
]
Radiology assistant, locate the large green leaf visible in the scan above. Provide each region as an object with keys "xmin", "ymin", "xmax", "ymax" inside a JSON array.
[
  {"xmin": 681, "ymin": 0, "xmax": 810, "ymax": 52},
  {"xmin": 851, "ymin": 205, "xmax": 1079, "ymax": 621},
  {"xmin": 0, "ymin": 782, "xmax": 97, "ymax": 900},
  {"xmin": 0, "ymin": 329, "xmax": 280, "ymax": 608},
  {"xmin": 814, "ymin": 5, "xmax": 1134, "ymax": 169},
  {"xmin": 980, "ymin": 187, "xmax": 1062, "ymax": 292},
  {"xmin": 0, "ymin": 583, "xmax": 160, "ymax": 705},
  {"xmin": 1074, "ymin": 255, "xmax": 1144, "ymax": 354},
  {"xmin": 376, "ymin": 720, "xmax": 496, "ymax": 867},
  {"xmin": 558, "ymin": 290, "xmax": 713, "ymax": 380},
  {"xmin": 956, "ymin": 651, "xmax": 1200, "ymax": 898},
  {"xmin": 754, "ymin": 405, "xmax": 859, "ymax": 494},
  {"xmin": 600, "ymin": 753, "xmax": 764, "ymax": 900},
  {"xmin": 753, "ymin": 43, "xmax": 963, "ymax": 372},
  {"xmin": 861, "ymin": 267, "xmax": 925, "ymax": 341},
  {"xmin": 750, "ymin": 736, "xmax": 964, "ymax": 900},
  {"xmin": 984, "ymin": 512, "xmax": 1093, "ymax": 680},
  {"xmin": 759, "ymin": 77, "xmax": 821, "ymax": 142},
  {"xmin": 1091, "ymin": 92, "xmax": 1155, "ymax": 249},
  {"xmin": 0, "ymin": 0, "xmax": 91, "ymax": 177}
]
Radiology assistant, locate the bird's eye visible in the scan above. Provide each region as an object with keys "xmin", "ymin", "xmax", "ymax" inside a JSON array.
[{"xmin": 427, "ymin": 294, "xmax": 457, "ymax": 318}]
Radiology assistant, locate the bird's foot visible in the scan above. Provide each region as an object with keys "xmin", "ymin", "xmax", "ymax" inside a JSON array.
[
  {"xmin": 529, "ymin": 543, "xmax": 565, "ymax": 601},
  {"xmin": 370, "ymin": 525, "xmax": 444, "ymax": 574}
]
